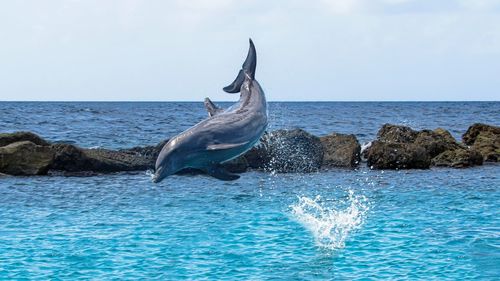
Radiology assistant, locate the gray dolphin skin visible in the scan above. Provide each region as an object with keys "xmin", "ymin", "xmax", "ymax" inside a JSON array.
[{"xmin": 152, "ymin": 39, "xmax": 268, "ymax": 183}]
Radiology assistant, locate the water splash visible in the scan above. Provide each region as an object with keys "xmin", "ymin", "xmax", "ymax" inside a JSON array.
[
  {"xmin": 291, "ymin": 190, "xmax": 370, "ymax": 250},
  {"xmin": 360, "ymin": 141, "xmax": 372, "ymax": 156},
  {"xmin": 146, "ymin": 169, "xmax": 155, "ymax": 181}
]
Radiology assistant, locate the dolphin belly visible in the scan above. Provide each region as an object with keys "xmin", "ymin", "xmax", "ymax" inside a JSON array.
[{"xmin": 153, "ymin": 39, "xmax": 267, "ymax": 183}]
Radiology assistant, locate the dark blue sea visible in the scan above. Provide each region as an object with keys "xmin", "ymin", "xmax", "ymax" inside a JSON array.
[{"xmin": 0, "ymin": 102, "xmax": 499, "ymax": 280}]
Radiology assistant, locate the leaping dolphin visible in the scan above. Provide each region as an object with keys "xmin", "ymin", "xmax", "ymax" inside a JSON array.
[{"xmin": 153, "ymin": 39, "xmax": 268, "ymax": 183}]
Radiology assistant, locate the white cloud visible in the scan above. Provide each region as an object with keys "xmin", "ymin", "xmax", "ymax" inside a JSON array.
[
  {"xmin": 459, "ymin": 0, "xmax": 500, "ymax": 11},
  {"xmin": 320, "ymin": 0, "xmax": 364, "ymax": 14},
  {"xmin": 174, "ymin": 0, "xmax": 236, "ymax": 13},
  {"xmin": 320, "ymin": 0, "xmax": 500, "ymax": 14},
  {"xmin": 380, "ymin": 0, "xmax": 413, "ymax": 4}
]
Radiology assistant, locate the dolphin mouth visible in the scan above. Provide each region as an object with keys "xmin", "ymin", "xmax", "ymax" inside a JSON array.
[{"xmin": 151, "ymin": 173, "xmax": 162, "ymax": 183}]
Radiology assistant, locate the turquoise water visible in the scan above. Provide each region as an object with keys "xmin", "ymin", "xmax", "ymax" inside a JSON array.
[
  {"xmin": 0, "ymin": 102, "xmax": 499, "ymax": 279},
  {"xmin": 1, "ymin": 168, "xmax": 498, "ymax": 280}
]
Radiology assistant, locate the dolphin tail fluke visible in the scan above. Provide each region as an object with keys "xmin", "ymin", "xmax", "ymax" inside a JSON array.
[
  {"xmin": 223, "ymin": 69, "xmax": 246, "ymax": 93},
  {"xmin": 223, "ymin": 38, "xmax": 257, "ymax": 93}
]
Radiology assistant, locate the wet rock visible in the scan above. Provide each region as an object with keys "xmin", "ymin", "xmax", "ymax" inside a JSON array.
[
  {"xmin": 0, "ymin": 131, "xmax": 51, "ymax": 147},
  {"xmin": 432, "ymin": 148, "xmax": 483, "ymax": 168},
  {"xmin": 50, "ymin": 144, "xmax": 87, "ymax": 172},
  {"xmin": 414, "ymin": 128, "xmax": 463, "ymax": 158},
  {"xmin": 84, "ymin": 149, "xmax": 153, "ymax": 171},
  {"xmin": 0, "ymin": 141, "xmax": 54, "ymax": 175},
  {"xmin": 462, "ymin": 123, "xmax": 500, "ymax": 145},
  {"xmin": 377, "ymin": 124, "xmax": 419, "ymax": 143},
  {"xmin": 243, "ymin": 143, "xmax": 266, "ymax": 169},
  {"xmin": 320, "ymin": 133, "xmax": 361, "ymax": 168},
  {"xmin": 51, "ymin": 143, "xmax": 153, "ymax": 173},
  {"xmin": 244, "ymin": 129, "xmax": 323, "ymax": 173},
  {"xmin": 462, "ymin": 123, "xmax": 499, "ymax": 162},
  {"xmin": 122, "ymin": 139, "xmax": 169, "ymax": 166},
  {"xmin": 368, "ymin": 124, "xmax": 482, "ymax": 169},
  {"xmin": 366, "ymin": 141, "xmax": 431, "ymax": 169}
]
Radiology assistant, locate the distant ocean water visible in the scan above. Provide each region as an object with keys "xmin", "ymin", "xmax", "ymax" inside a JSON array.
[
  {"xmin": 0, "ymin": 102, "xmax": 499, "ymax": 280},
  {"xmin": 1, "ymin": 102, "xmax": 498, "ymax": 148}
]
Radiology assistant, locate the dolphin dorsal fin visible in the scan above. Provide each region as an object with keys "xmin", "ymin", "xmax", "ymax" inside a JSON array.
[
  {"xmin": 223, "ymin": 38, "xmax": 257, "ymax": 93},
  {"xmin": 207, "ymin": 141, "xmax": 249, "ymax": 151},
  {"xmin": 204, "ymin": 97, "xmax": 224, "ymax": 117}
]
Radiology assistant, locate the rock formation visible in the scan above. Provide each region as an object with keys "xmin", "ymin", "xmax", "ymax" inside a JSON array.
[
  {"xmin": 320, "ymin": 133, "xmax": 360, "ymax": 168},
  {"xmin": 462, "ymin": 123, "xmax": 499, "ymax": 162},
  {"xmin": 0, "ymin": 141, "xmax": 54, "ymax": 175},
  {"xmin": 244, "ymin": 129, "xmax": 324, "ymax": 173},
  {"xmin": 0, "ymin": 123, "xmax": 497, "ymax": 177},
  {"xmin": 365, "ymin": 124, "xmax": 483, "ymax": 169}
]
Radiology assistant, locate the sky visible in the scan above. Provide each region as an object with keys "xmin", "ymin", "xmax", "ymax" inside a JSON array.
[{"xmin": 0, "ymin": 0, "xmax": 499, "ymax": 101}]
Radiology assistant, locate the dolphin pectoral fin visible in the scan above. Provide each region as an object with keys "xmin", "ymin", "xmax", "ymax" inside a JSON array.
[
  {"xmin": 207, "ymin": 141, "xmax": 249, "ymax": 151},
  {"xmin": 223, "ymin": 39, "xmax": 257, "ymax": 93},
  {"xmin": 206, "ymin": 165, "xmax": 240, "ymax": 181},
  {"xmin": 204, "ymin": 97, "xmax": 224, "ymax": 117}
]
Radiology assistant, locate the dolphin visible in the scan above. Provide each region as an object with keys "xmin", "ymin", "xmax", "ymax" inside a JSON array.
[{"xmin": 152, "ymin": 39, "xmax": 268, "ymax": 183}]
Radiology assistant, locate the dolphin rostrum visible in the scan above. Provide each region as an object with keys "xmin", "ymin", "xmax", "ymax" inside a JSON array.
[{"xmin": 153, "ymin": 39, "xmax": 268, "ymax": 183}]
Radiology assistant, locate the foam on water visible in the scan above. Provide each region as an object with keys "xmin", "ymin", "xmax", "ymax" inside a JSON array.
[
  {"xmin": 291, "ymin": 190, "xmax": 370, "ymax": 250},
  {"xmin": 360, "ymin": 141, "xmax": 372, "ymax": 155}
]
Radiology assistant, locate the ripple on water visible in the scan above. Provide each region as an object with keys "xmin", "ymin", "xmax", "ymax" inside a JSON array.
[{"xmin": 0, "ymin": 102, "xmax": 499, "ymax": 279}]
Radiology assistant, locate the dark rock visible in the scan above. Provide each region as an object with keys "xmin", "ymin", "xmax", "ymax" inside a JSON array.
[
  {"xmin": 366, "ymin": 141, "xmax": 431, "ymax": 169},
  {"xmin": 244, "ymin": 129, "xmax": 323, "ymax": 173},
  {"xmin": 432, "ymin": 148, "xmax": 483, "ymax": 168},
  {"xmin": 320, "ymin": 133, "xmax": 361, "ymax": 168},
  {"xmin": 414, "ymin": 128, "xmax": 463, "ymax": 158},
  {"xmin": 85, "ymin": 148, "xmax": 152, "ymax": 171},
  {"xmin": 377, "ymin": 124, "xmax": 419, "ymax": 143},
  {"xmin": 0, "ymin": 131, "xmax": 51, "ymax": 147},
  {"xmin": 51, "ymin": 143, "xmax": 154, "ymax": 173},
  {"xmin": 462, "ymin": 123, "xmax": 499, "ymax": 162},
  {"xmin": 0, "ymin": 141, "xmax": 54, "ymax": 175},
  {"xmin": 121, "ymin": 139, "xmax": 169, "ymax": 165},
  {"xmin": 50, "ymin": 144, "xmax": 87, "ymax": 172},
  {"xmin": 369, "ymin": 124, "xmax": 482, "ymax": 169},
  {"xmin": 244, "ymin": 144, "xmax": 269, "ymax": 170},
  {"xmin": 462, "ymin": 123, "xmax": 500, "ymax": 145}
]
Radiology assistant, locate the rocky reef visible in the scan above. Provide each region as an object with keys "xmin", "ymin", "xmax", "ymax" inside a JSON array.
[
  {"xmin": 365, "ymin": 124, "xmax": 484, "ymax": 169},
  {"xmin": 0, "ymin": 123, "xmax": 498, "ymax": 177},
  {"xmin": 245, "ymin": 129, "xmax": 324, "ymax": 173},
  {"xmin": 462, "ymin": 123, "xmax": 500, "ymax": 162}
]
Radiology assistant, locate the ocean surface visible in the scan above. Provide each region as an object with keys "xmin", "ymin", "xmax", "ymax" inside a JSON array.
[{"xmin": 0, "ymin": 102, "xmax": 499, "ymax": 280}]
